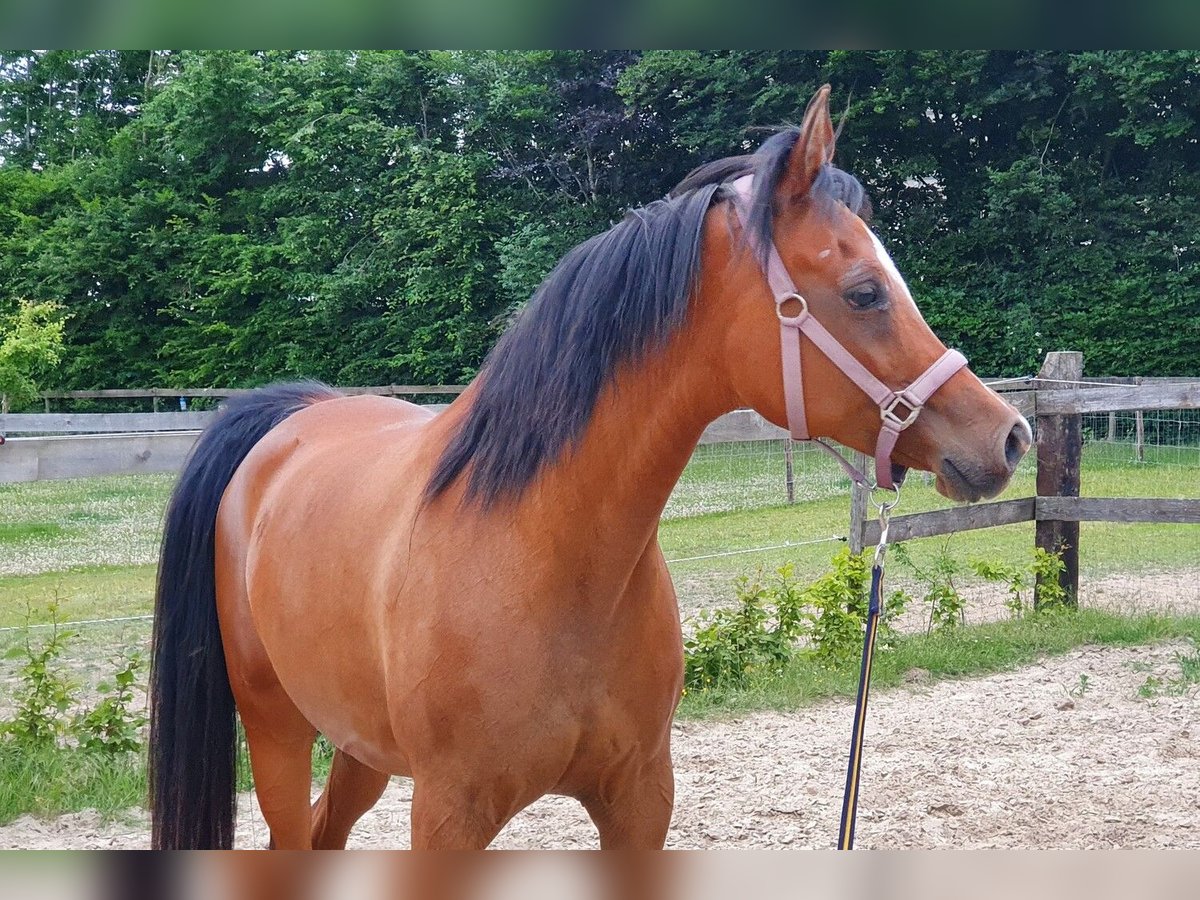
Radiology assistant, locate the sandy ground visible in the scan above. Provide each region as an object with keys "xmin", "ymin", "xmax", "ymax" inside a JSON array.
[{"xmin": 3, "ymin": 639, "xmax": 1197, "ymax": 850}]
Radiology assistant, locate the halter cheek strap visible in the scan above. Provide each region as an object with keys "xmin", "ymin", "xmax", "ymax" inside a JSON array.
[{"xmin": 728, "ymin": 175, "xmax": 968, "ymax": 490}]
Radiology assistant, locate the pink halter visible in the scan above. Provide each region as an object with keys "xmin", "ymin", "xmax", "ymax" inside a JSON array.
[{"xmin": 729, "ymin": 175, "xmax": 968, "ymax": 491}]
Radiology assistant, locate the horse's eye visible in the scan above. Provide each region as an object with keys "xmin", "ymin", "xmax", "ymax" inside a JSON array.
[{"xmin": 847, "ymin": 285, "xmax": 881, "ymax": 308}]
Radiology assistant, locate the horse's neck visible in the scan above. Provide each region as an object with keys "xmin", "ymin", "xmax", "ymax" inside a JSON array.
[{"xmin": 512, "ymin": 332, "xmax": 737, "ymax": 587}]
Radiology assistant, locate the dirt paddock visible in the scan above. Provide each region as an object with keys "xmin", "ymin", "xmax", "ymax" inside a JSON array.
[{"xmin": 3, "ymin": 640, "xmax": 1197, "ymax": 850}]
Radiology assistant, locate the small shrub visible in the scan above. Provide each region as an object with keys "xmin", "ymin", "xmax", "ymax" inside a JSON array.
[
  {"xmin": 892, "ymin": 541, "xmax": 966, "ymax": 633},
  {"xmin": 1031, "ymin": 547, "xmax": 1069, "ymax": 611},
  {"xmin": 971, "ymin": 547, "xmax": 1069, "ymax": 618},
  {"xmin": 1, "ymin": 604, "xmax": 77, "ymax": 748},
  {"xmin": 970, "ymin": 558, "xmax": 1028, "ymax": 617},
  {"xmin": 804, "ymin": 548, "xmax": 881, "ymax": 667},
  {"xmin": 74, "ymin": 652, "xmax": 147, "ymax": 755},
  {"xmin": 2, "ymin": 603, "xmax": 148, "ymax": 758},
  {"xmin": 684, "ymin": 564, "xmax": 808, "ymax": 691}
]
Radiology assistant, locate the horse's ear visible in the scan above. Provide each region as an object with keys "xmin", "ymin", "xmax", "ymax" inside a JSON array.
[{"xmin": 782, "ymin": 84, "xmax": 835, "ymax": 201}]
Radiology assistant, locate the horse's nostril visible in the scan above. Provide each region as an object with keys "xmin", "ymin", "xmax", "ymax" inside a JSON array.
[{"xmin": 1004, "ymin": 421, "xmax": 1028, "ymax": 471}]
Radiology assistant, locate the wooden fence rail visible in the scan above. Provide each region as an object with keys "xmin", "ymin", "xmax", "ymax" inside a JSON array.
[
  {"xmin": 1, "ymin": 384, "xmax": 468, "ymax": 414},
  {"xmin": 0, "ymin": 406, "xmax": 793, "ymax": 482},
  {"xmin": 36, "ymin": 385, "xmax": 468, "ymax": 400},
  {"xmin": 0, "ymin": 412, "xmax": 212, "ymax": 434}
]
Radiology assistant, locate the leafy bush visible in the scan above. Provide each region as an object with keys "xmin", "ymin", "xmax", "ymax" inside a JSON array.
[
  {"xmin": 74, "ymin": 653, "xmax": 147, "ymax": 755},
  {"xmin": 684, "ymin": 544, "xmax": 1073, "ymax": 695},
  {"xmin": 892, "ymin": 541, "xmax": 967, "ymax": 632},
  {"xmin": 1, "ymin": 604, "xmax": 147, "ymax": 756},
  {"xmin": 803, "ymin": 548, "xmax": 908, "ymax": 667},
  {"xmin": 1030, "ymin": 547, "xmax": 1069, "ymax": 611},
  {"xmin": 684, "ymin": 564, "xmax": 808, "ymax": 691},
  {"xmin": 972, "ymin": 547, "xmax": 1069, "ymax": 616},
  {"xmin": 1, "ymin": 605, "xmax": 76, "ymax": 748},
  {"xmin": 970, "ymin": 558, "xmax": 1028, "ymax": 618},
  {"xmin": 684, "ymin": 548, "xmax": 903, "ymax": 692}
]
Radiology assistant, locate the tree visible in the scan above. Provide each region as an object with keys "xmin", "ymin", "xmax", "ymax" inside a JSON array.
[
  {"xmin": 0, "ymin": 51, "xmax": 168, "ymax": 169},
  {"xmin": 0, "ymin": 300, "xmax": 65, "ymax": 411},
  {"xmin": 1, "ymin": 51, "xmax": 1197, "ymax": 388}
]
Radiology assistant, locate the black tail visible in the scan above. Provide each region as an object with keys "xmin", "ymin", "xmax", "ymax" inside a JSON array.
[{"xmin": 149, "ymin": 381, "xmax": 339, "ymax": 849}]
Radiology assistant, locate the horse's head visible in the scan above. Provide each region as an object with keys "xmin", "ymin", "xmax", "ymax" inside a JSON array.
[{"xmin": 716, "ymin": 86, "xmax": 1030, "ymax": 502}]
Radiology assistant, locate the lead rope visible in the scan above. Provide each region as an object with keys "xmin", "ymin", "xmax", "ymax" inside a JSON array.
[{"xmin": 837, "ymin": 485, "xmax": 899, "ymax": 850}]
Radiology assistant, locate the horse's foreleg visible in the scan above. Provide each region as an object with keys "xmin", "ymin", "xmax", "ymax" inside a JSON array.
[
  {"xmin": 310, "ymin": 748, "xmax": 391, "ymax": 849},
  {"xmin": 581, "ymin": 749, "xmax": 675, "ymax": 849},
  {"xmin": 409, "ymin": 780, "xmax": 511, "ymax": 849}
]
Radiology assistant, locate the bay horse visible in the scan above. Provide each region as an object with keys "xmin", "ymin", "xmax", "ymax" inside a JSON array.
[{"xmin": 149, "ymin": 86, "xmax": 1030, "ymax": 849}]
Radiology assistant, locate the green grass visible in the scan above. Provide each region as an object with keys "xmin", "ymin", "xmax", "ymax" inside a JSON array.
[
  {"xmin": 0, "ymin": 523, "xmax": 69, "ymax": 543},
  {"xmin": 678, "ymin": 608, "xmax": 1200, "ymax": 718},
  {"xmin": 0, "ymin": 744, "xmax": 144, "ymax": 824},
  {"xmin": 0, "ymin": 566, "xmax": 155, "ymax": 629},
  {"xmin": 0, "ymin": 474, "xmax": 172, "ymax": 579},
  {"xmin": 0, "ymin": 735, "xmax": 334, "ymax": 825}
]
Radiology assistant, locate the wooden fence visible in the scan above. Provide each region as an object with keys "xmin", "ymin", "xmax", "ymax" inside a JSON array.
[
  {"xmin": 0, "ymin": 384, "xmax": 469, "ymax": 415},
  {"xmin": 0, "ymin": 395, "xmax": 795, "ymax": 484},
  {"xmin": 4, "ymin": 358, "xmax": 1198, "ymax": 610},
  {"xmin": 0, "ymin": 385, "xmax": 460, "ymax": 481},
  {"xmin": 848, "ymin": 352, "xmax": 1200, "ymax": 607}
]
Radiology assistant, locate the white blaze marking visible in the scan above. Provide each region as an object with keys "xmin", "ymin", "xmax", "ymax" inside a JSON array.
[
  {"xmin": 817, "ymin": 248, "xmax": 832, "ymax": 260},
  {"xmin": 861, "ymin": 221, "xmax": 916, "ymax": 309}
]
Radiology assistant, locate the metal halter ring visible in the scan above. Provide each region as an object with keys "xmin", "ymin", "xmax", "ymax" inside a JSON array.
[
  {"xmin": 881, "ymin": 392, "xmax": 922, "ymax": 430},
  {"xmin": 775, "ymin": 292, "xmax": 809, "ymax": 324},
  {"xmin": 870, "ymin": 480, "xmax": 901, "ymax": 514}
]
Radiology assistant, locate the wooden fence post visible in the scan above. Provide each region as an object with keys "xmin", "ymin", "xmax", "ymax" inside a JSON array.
[
  {"xmin": 1134, "ymin": 377, "xmax": 1145, "ymax": 462},
  {"xmin": 848, "ymin": 450, "xmax": 871, "ymax": 555},
  {"xmin": 1035, "ymin": 351, "xmax": 1082, "ymax": 608}
]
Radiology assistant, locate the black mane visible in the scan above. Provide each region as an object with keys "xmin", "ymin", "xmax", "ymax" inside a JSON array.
[{"xmin": 426, "ymin": 127, "xmax": 871, "ymax": 507}]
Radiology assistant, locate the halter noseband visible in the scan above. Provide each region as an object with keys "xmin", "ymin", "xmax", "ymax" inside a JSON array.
[{"xmin": 729, "ymin": 175, "xmax": 968, "ymax": 491}]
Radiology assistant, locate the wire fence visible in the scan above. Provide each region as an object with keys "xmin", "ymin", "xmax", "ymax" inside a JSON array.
[
  {"xmin": 664, "ymin": 439, "xmax": 854, "ymax": 519},
  {"xmin": 1082, "ymin": 409, "xmax": 1200, "ymax": 472}
]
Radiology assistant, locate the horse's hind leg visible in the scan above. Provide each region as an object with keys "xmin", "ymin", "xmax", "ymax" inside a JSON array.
[
  {"xmin": 310, "ymin": 749, "xmax": 391, "ymax": 849},
  {"xmin": 220, "ymin": 580, "xmax": 318, "ymax": 849},
  {"xmin": 239, "ymin": 697, "xmax": 318, "ymax": 849}
]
